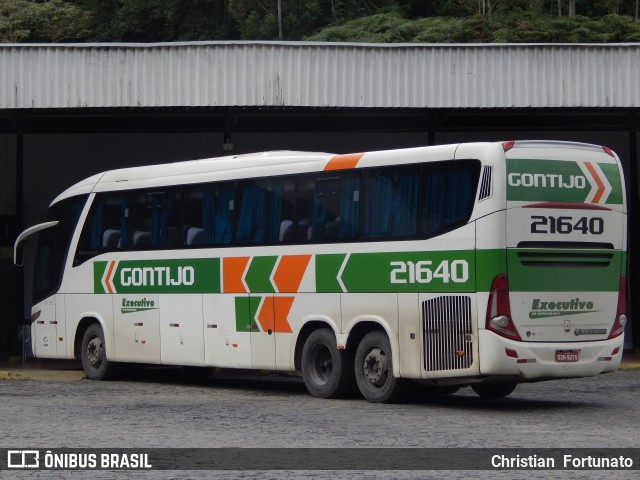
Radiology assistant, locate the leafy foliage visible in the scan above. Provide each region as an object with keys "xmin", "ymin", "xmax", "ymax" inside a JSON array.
[
  {"xmin": 77, "ymin": 0, "xmax": 238, "ymax": 42},
  {"xmin": 1, "ymin": 0, "xmax": 639, "ymax": 43},
  {"xmin": 228, "ymin": 0, "xmax": 326, "ymax": 40},
  {"xmin": 0, "ymin": 0, "xmax": 90, "ymax": 42},
  {"xmin": 307, "ymin": 9, "xmax": 640, "ymax": 43}
]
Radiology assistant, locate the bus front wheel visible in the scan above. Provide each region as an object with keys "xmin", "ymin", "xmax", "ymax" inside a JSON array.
[
  {"xmin": 355, "ymin": 331, "xmax": 404, "ymax": 403},
  {"xmin": 301, "ymin": 328, "xmax": 353, "ymax": 399},
  {"xmin": 81, "ymin": 323, "xmax": 116, "ymax": 380}
]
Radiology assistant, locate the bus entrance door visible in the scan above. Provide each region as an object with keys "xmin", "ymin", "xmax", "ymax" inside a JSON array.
[{"xmin": 32, "ymin": 296, "xmax": 60, "ymax": 358}]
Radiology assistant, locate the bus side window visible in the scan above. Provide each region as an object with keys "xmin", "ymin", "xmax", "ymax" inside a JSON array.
[
  {"xmin": 309, "ymin": 174, "xmax": 359, "ymax": 242},
  {"xmin": 295, "ymin": 177, "xmax": 315, "ymax": 242},
  {"xmin": 75, "ymin": 193, "xmax": 130, "ymax": 265},
  {"xmin": 202, "ymin": 183, "xmax": 235, "ymax": 246},
  {"xmin": 362, "ymin": 166, "xmax": 418, "ymax": 239},
  {"xmin": 182, "ymin": 189, "xmax": 203, "ymax": 245},
  {"xmin": 236, "ymin": 178, "xmax": 294, "ymax": 245},
  {"xmin": 130, "ymin": 190, "xmax": 180, "ymax": 250}
]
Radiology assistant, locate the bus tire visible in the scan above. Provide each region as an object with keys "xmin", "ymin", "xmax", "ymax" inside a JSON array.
[
  {"xmin": 355, "ymin": 331, "xmax": 404, "ymax": 403},
  {"xmin": 301, "ymin": 328, "xmax": 353, "ymax": 399},
  {"xmin": 472, "ymin": 382, "xmax": 517, "ymax": 398},
  {"xmin": 81, "ymin": 323, "xmax": 116, "ymax": 380}
]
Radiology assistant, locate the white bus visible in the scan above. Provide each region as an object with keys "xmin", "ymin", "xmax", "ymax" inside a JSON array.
[{"xmin": 15, "ymin": 141, "xmax": 627, "ymax": 402}]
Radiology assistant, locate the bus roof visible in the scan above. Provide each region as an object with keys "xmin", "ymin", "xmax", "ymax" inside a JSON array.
[{"xmin": 49, "ymin": 141, "xmax": 620, "ymax": 207}]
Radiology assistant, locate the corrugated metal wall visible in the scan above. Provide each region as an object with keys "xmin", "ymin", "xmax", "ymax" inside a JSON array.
[{"xmin": 1, "ymin": 42, "xmax": 639, "ymax": 109}]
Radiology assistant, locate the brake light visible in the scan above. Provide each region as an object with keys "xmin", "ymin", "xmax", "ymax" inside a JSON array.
[
  {"xmin": 486, "ymin": 274, "xmax": 521, "ymax": 341},
  {"xmin": 502, "ymin": 141, "xmax": 515, "ymax": 152},
  {"xmin": 608, "ymin": 276, "xmax": 627, "ymax": 339},
  {"xmin": 602, "ymin": 146, "xmax": 615, "ymax": 158}
]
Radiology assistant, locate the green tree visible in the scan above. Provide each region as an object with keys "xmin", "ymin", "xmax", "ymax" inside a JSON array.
[
  {"xmin": 76, "ymin": 0, "xmax": 237, "ymax": 42},
  {"xmin": 0, "ymin": 0, "xmax": 90, "ymax": 42},
  {"xmin": 228, "ymin": 0, "xmax": 326, "ymax": 40}
]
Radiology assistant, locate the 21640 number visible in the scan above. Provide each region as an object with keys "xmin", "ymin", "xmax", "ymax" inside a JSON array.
[
  {"xmin": 530, "ymin": 215, "xmax": 604, "ymax": 235},
  {"xmin": 390, "ymin": 260, "xmax": 469, "ymax": 284}
]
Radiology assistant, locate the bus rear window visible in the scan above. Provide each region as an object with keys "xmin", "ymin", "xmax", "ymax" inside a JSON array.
[{"xmin": 421, "ymin": 160, "xmax": 480, "ymax": 238}]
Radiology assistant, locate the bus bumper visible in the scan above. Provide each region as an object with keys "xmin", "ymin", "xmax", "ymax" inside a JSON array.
[{"xmin": 478, "ymin": 330, "xmax": 624, "ymax": 380}]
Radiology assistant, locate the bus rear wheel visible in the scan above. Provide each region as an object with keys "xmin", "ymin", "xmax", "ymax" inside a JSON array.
[
  {"xmin": 301, "ymin": 328, "xmax": 353, "ymax": 399},
  {"xmin": 81, "ymin": 323, "xmax": 116, "ymax": 380},
  {"xmin": 472, "ymin": 382, "xmax": 517, "ymax": 398},
  {"xmin": 355, "ymin": 331, "xmax": 404, "ymax": 403}
]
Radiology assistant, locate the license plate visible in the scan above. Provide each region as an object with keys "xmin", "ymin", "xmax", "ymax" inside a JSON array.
[{"xmin": 556, "ymin": 350, "xmax": 580, "ymax": 362}]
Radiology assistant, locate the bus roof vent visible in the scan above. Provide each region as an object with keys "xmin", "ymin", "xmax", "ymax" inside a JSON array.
[{"xmin": 478, "ymin": 166, "xmax": 493, "ymax": 201}]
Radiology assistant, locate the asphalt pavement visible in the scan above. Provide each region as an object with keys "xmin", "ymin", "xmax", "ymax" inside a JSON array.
[{"xmin": 1, "ymin": 352, "xmax": 639, "ymax": 382}]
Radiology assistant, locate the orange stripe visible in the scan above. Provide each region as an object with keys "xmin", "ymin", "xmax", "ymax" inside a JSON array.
[
  {"xmin": 585, "ymin": 162, "xmax": 605, "ymax": 204},
  {"xmin": 223, "ymin": 257, "xmax": 250, "ymax": 293},
  {"xmin": 257, "ymin": 297, "xmax": 274, "ymax": 333},
  {"xmin": 273, "ymin": 297, "xmax": 294, "ymax": 333},
  {"xmin": 273, "ymin": 255, "xmax": 311, "ymax": 293},
  {"xmin": 105, "ymin": 261, "xmax": 116, "ymax": 294},
  {"xmin": 324, "ymin": 153, "xmax": 364, "ymax": 171}
]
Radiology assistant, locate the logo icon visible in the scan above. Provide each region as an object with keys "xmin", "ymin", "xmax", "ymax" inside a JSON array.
[{"xmin": 7, "ymin": 450, "xmax": 40, "ymax": 469}]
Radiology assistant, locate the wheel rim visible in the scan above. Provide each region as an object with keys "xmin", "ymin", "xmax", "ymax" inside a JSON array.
[
  {"xmin": 308, "ymin": 342, "xmax": 333, "ymax": 386},
  {"xmin": 85, "ymin": 335, "xmax": 103, "ymax": 369},
  {"xmin": 362, "ymin": 346, "xmax": 389, "ymax": 388}
]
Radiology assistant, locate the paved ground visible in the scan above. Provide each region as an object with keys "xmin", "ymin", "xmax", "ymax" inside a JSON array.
[
  {"xmin": 1, "ymin": 351, "xmax": 639, "ymax": 381},
  {"xmin": 1, "ymin": 357, "xmax": 639, "ymax": 479}
]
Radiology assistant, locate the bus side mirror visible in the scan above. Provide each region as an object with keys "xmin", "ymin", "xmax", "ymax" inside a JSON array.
[
  {"xmin": 14, "ymin": 243, "xmax": 24, "ymax": 267},
  {"xmin": 13, "ymin": 221, "xmax": 59, "ymax": 267}
]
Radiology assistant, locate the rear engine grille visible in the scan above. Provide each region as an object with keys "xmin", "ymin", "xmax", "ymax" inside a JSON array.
[
  {"xmin": 422, "ymin": 296, "xmax": 473, "ymax": 372},
  {"xmin": 516, "ymin": 241, "xmax": 614, "ymax": 268}
]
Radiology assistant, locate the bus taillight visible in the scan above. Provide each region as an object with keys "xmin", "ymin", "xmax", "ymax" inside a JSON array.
[
  {"xmin": 609, "ymin": 276, "xmax": 627, "ymax": 339},
  {"xmin": 502, "ymin": 141, "xmax": 515, "ymax": 152},
  {"xmin": 486, "ymin": 274, "xmax": 521, "ymax": 341}
]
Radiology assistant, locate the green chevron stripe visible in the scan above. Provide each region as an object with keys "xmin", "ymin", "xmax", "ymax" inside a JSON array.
[{"xmin": 244, "ymin": 256, "xmax": 278, "ymax": 293}]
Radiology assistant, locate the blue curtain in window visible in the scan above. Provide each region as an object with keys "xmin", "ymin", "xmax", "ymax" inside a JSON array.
[
  {"xmin": 236, "ymin": 185, "xmax": 267, "ymax": 244},
  {"xmin": 363, "ymin": 174, "xmax": 393, "ymax": 238},
  {"xmin": 214, "ymin": 189, "xmax": 234, "ymax": 244},
  {"xmin": 311, "ymin": 190, "xmax": 327, "ymax": 242},
  {"xmin": 422, "ymin": 166, "xmax": 473, "ymax": 236},
  {"xmin": 265, "ymin": 183, "xmax": 282, "ymax": 243},
  {"xmin": 423, "ymin": 169, "xmax": 447, "ymax": 235},
  {"xmin": 203, "ymin": 188, "xmax": 236, "ymax": 245},
  {"xmin": 203, "ymin": 191, "xmax": 215, "ymax": 243},
  {"xmin": 339, "ymin": 176, "xmax": 359, "ymax": 239},
  {"xmin": 392, "ymin": 172, "xmax": 419, "ymax": 236},
  {"xmin": 150, "ymin": 194, "xmax": 173, "ymax": 246}
]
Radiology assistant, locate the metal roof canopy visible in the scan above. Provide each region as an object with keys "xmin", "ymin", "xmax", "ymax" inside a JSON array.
[{"xmin": 1, "ymin": 41, "xmax": 639, "ymax": 110}]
